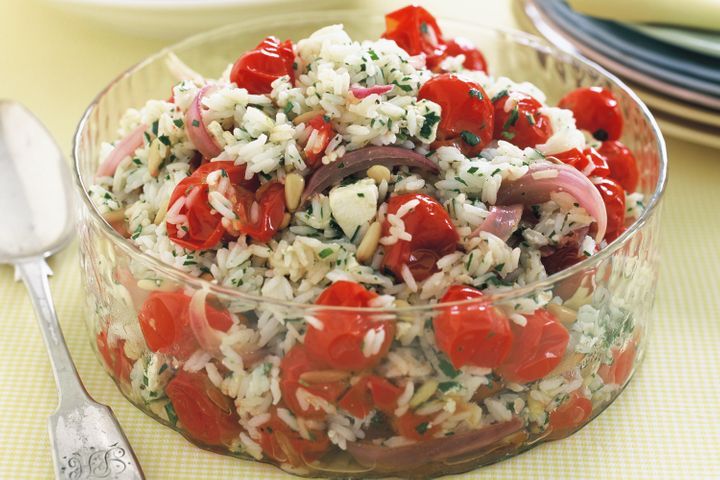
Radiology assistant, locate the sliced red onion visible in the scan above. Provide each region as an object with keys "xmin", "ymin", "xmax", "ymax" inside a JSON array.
[
  {"xmin": 301, "ymin": 146, "xmax": 439, "ymax": 206},
  {"xmin": 188, "ymin": 288, "xmax": 224, "ymax": 357},
  {"xmin": 185, "ymin": 85, "xmax": 222, "ymax": 160},
  {"xmin": 350, "ymin": 85, "xmax": 394, "ymax": 99},
  {"xmin": 407, "ymin": 53, "xmax": 427, "ymax": 69},
  {"xmin": 496, "ymin": 163, "xmax": 607, "ymax": 242},
  {"xmin": 96, "ymin": 124, "xmax": 146, "ymax": 178},
  {"xmin": 346, "ymin": 418, "xmax": 523, "ymax": 470},
  {"xmin": 472, "ymin": 205, "xmax": 523, "ymax": 241}
]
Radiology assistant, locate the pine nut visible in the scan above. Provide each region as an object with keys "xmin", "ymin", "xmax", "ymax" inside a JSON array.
[
  {"xmin": 564, "ymin": 285, "xmax": 593, "ymax": 310},
  {"xmin": 299, "ymin": 370, "xmax": 351, "ymax": 384},
  {"xmin": 154, "ymin": 198, "xmax": 169, "ymax": 225},
  {"xmin": 393, "ymin": 299, "xmax": 414, "ymax": 322},
  {"xmin": 293, "ymin": 110, "xmax": 323, "ymax": 125},
  {"xmin": 284, "ymin": 172, "xmax": 305, "ymax": 212},
  {"xmin": 147, "ymin": 138, "xmax": 167, "ymax": 177},
  {"xmin": 367, "ymin": 165, "xmax": 392, "ymax": 184},
  {"xmin": 548, "ymin": 303, "xmax": 578, "ymax": 325},
  {"xmin": 280, "ymin": 212, "xmax": 291, "ymax": 230},
  {"xmin": 102, "ymin": 209, "xmax": 125, "ymax": 223},
  {"xmin": 356, "ymin": 221, "xmax": 381, "ymax": 263},
  {"xmin": 410, "ymin": 380, "xmax": 438, "ymax": 408}
]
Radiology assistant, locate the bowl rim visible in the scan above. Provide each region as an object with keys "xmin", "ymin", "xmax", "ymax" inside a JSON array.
[{"xmin": 72, "ymin": 9, "xmax": 668, "ymax": 313}]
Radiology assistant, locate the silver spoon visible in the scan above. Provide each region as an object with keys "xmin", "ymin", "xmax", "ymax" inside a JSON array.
[{"xmin": 0, "ymin": 100, "xmax": 144, "ymax": 480}]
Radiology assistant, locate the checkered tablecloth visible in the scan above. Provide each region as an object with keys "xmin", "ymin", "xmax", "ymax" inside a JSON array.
[{"xmin": 1, "ymin": 1, "xmax": 718, "ymax": 478}]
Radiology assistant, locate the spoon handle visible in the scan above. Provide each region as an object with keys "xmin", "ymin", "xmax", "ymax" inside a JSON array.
[{"xmin": 15, "ymin": 257, "xmax": 145, "ymax": 480}]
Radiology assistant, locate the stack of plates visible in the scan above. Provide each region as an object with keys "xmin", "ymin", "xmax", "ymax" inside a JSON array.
[{"xmin": 515, "ymin": 0, "xmax": 720, "ymax": 148}]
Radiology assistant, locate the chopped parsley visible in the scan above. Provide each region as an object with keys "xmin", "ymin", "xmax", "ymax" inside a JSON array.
[
  {"xmin": 469, "ymin": 88, "xmax": 484, "ymax": 100},
  {"xmin": 460, "ymin": 130, "xmax": 480, "ymax": 146},
  {"xmin": 455, "ymin": 176, "xmax": 468, "ymax": 186},
  {"xmin": 191, "ymin": 119, "xmax": 200, "ymax": 127},
  {"xmin": 467, "ymin": 166, "xmax": 479, "ymax": 174},
  {"xmin": 501, "ymin": 131, "xmax": 516, "ymax": 140},
  {"xmin": 357, "ymin": 192, "xmax": 365, "ymax": 197},
  {"xmin": 131, "ymin": 225, "xmax": 142, "ymax": 240},
  {"xmin": 151, "ymin": 120, "xmax": 159, "ymax": 136},
  {"xmin": 420, "ymin": 21, "xmax": 429, "ymax": 34},
  {"xmin": 503, "ymin": 106, "xmax": 519, "ymax": 130},
  {"xmin": 415, "ymin": 422, "xmax": 430, "ymax": 435},
  {"xmin": 132, "ymin": 158, "xmax": 141, "ymax": 165},
  {"xmin": 525, "ymin": 113, "xmax": 536, "ymax": 125},
  {"xmin": 491, "ymin": 89, "xmax": 508, "ymax": 103},
  {"xmin": 368, "ymin": 49, "xmax": 379, "ymax": 61},
  {"xmin": 164, "ymin": 402, "xmax": 178, "ymax": 426},
  {"xmin": 173, "ymin": 119, "xmax": 184, "ymax": 128},
  {"xmin": 318, "ymin": 248, "xmax": 334, "ymax": 259},
  {"xmin": 283, "ymin": 103, "xmax": 294, "ymax": 114},
  {"xmin": 491, "ymin": 168, "xmax": 501, "ymax": 176},
  {"xmin": 439, "ymin": 358, "xmax": 460, "ymax": 378},
  {"xmin": 392, "ymin": 80, "xmax": 413, "ymax": 92},
  {"xmin": 438, "ymin": 381, "xmax": 460, "ymax": 393},
  {"xmin": 420, "ymin": 111, "xmax": 440, "ymax": 138},
  {"xmin": 158, "ymin": 135, "xmax": 171, "ymax": 146},
  {"xmin": 158, "ymin": 364, "xmax": 168, "ymax": 374}
]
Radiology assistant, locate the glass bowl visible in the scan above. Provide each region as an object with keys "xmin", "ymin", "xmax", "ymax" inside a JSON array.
[{"xmin": 73, "ymin": 9, "xmax": 667, "ymax": 479}]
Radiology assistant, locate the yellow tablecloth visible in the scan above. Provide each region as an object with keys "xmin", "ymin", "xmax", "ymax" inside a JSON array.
[{"xmin": 1, "ymin": 1, "xmax": 719, "ymax": 478}]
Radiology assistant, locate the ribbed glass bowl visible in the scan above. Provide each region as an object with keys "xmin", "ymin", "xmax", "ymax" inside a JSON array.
[{"xmin": 73, "ymin": 10, "xmax": 666, "ymax": 479}]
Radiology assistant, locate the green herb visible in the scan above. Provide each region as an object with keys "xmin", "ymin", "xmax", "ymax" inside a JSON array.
[
  {"xmin": 142, "ymin": 374, "xmax": 149, "ymax": 387},
  {"xmin": 420, "ymin": 111, "xmax": 440, "ymax": 138},
  {"xmin": 503, "ymin": 106, "xmax": 519, "ymax": 130},
  {"xmin": 173, "ymin": 119, "xmax": 184, "ymax": 128},
  {"xmin": 495, "ymin": 263, "xmax": 505, "ymax": 271},
  {"xmin": 491, "ymin": 89, "xmax": 508, "ymax": 103},
  {"xmin": 525, "ymin": 113, "xmax": 536, "ymax": 126},
  {"xmin": 143, "ymin": 132, "xmax": 151, "ymax": 143},
  {"xmin": 420, "ymin": 21, "xmax": 429, "ymax": 34},
  {"xmin": 439, "ymin": 358, "xmax": 460, "ymax": 378},
  {"xmin": 392, "ymin": 81, "xmax": 413, "ymax": 92},
  {"xmin": 292, "ymin": 61, "xmax": 298, "ymax": 70},
  {"xmin": 165, "ymin": 403, "xmax": 178, "ymax": 426},
  {"xmin": 323, "ymin": 114, "xmax": 331, "ymax": 123},
  {"xmin": 465, "ymin": 252, "xmax": 474, "ymax": 270},
  {"xmin": 469, "ymin": 88, "xmax": 484, "ymax": 100},
  {"xmin": 350, "ymin": 225, "xmax": 361, "ymax": 242},
  {"xmin": 191, "ymin": 119, "xmax": 200, "ymax": 127},
  {"xmin": 533, "ymin": 148, "xmax": 546, "ymax": 158},
  {"xmin": 467, "ymin": 166, "xmax": 479, "ymax": 174},
  {"xmin": 337, "ymin": 162, "xmax": 345, "ymax": 169},
  {"xmin": 151, "ymin": 120, "xmax": 159, "ymax": 136},
  {"xmin": 132, "ymin": 158, "xmax": 141, "ymax": 165},
  {"xmin": 318, "ymin": 248, "xmax": 334, "ymax": 259},
  {"xmin": 159, "ymin": 364, "xmax": 168, "ymax": 374},
  {"xmin": 103, "ymin": 192, "xmax": 111, "ymax": 199},
  {"xmin": 501, "ymin": 131, "xmax": 516, "ymax": 140},
  {"xmin": 357, "ymin": 192, "xmax": 365, "ymax": 197},
  {"xmin": 531, "ymin": 205, "xmax": 541, "ymax": 217},
  {"xmin": 454, "ymin": 176, "xmax": 468, "ymax": 186},
  {"xmin": 415, "ymin": 422, "xmax": 430, "ymax": 435},
  {"xmin": 131, "ymin": 225, "xmax": 142, "ymax": 240},
  {"xmin": 460, "ymin": 130, "xmax": 480, "ymax": 146},
  {"xmin": 438, "ymin": 381, "xmax": 460, "ymax": 393},
  {"xmin": 491, "ymin": 168, "xmax": 501, "ymax": 176},
  {"xmin": 183, "ymin": 259, "xmax": 197, "ymax": 266},
  {"xmin": 368, "ymin": 49, "xmax": 379, "ymax": 61},
  {"xmin": 262, "ymin": 362, "xmax": 272, "ymax": 375},
  {"xmin": 283, "ymin": 103, "xmax": 294, "ymax": 114},
  {"xmin": 158, "ymin": 135, "xmax": 171, "ymax": 146}
]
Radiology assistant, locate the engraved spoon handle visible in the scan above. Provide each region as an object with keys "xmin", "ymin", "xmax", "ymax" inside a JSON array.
[{"xmin": 16, "ymin": 257, "xmax": 144, "ymax": 480}]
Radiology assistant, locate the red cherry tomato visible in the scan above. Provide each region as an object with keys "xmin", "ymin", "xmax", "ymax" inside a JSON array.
[
  {"xmin": 96, "ymin": 330, "xmax": 133, "ymax": 383},
  {"xmin": 166, "ymin": 162, "xmax": 255, "ymax": 251},
  {"xmin": 381, "ymin": 193, "xmax": 459, "ymax": 282},
  {"xmin": 279, "ymin": 345, "xmax": 347, "ymax": 419},
  {"xmin": 418, "ymin": 74, "xmax": 494, "ymax": 156},
  {"xmin": 599, "ymin": 341, "xmax": 637, "ymax": 385},
  {"xmin": 230, "ymin": 36, "xmax": 295, "ymax": 94},
  {"xmin": 593, "ymin": 177, "xmax": 626, "ymax": 243},
  {"xmin": 540, "ymin": 227, "xmax": 593, "ymax": 276},
  {"xmin": 433, "ymin": 286, "xmax": 513, "ymax": 369},
  {"xmin": 338, "ymin": 375, "xmax": 403, "ymax": 418},
  {"xmin": 443, "ymin": 37, "xmax": 488, "ymax": 72},
  {"xmin": 165, "ymin": 370, "xmax": 242, "ymax": 446},
  {"xmin": 548, "ymin": 391, "xmax": 592, "ymax": 434},
  {"xmin": 598, "ymin": 140, "xmax": 639, "ymax": 191},
  {"xmin": 137, "ymin": 291, "xmax": 233, "ymax": 360},
  {"xmin": 258, "ymin": 407, "xmax": 331, "ymax": 466},
  {"xmin": 232, "ymin": 181, "xmax": 286, "ymax": 242},
  {"xmin": 303, "ymin": 114, "xmax": 334, "ymax": 168},
  {"xmin": 304, "ymin": 281, "xmax": 394, "ymax": 371},
  {"xmin": 551, "ymin": 147, "xmax": 610, "ymax": 178},
  {"xmin": 382, "ymin": 5, "xmax": 446, "ymax": 68},
  {"xmin": 394, "ymin": 411, "xmax": 439, "ymax": 440},
  {"xmin": 558, "ymin": 87, "xmax": 623, "ymax": 141},
  {"xmin": 497, "ymin": 309, "xmax": 569, "ymax": 383},
  {"xmin": 492, "ymin": 92, "xmax": 553, "ymax": 148}
]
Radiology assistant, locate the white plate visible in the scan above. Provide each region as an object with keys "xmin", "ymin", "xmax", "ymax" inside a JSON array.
[
  {"xmin": 624, "ymin": 23, "xmax": 720, "ymax": 59},
  {"xmin": 46, "ymin": 0, "xmax": 359, "ymax": 39}
]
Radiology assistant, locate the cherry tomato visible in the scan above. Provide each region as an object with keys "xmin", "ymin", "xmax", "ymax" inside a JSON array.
[
  {"xmin": 279, "ymin": 345, "xmax": 347, "ymax": 419},
  {"xmin": 548, "ymin": 391, "xmax": 592, "ymax": 434},
  {"xmin": 593, "ymin": 177, "xmax": 626, "ymax": 243},
  {"xmin": 96, "ymin": 330, "xmax": 133, "ymax": 383},
  {"xmin": 258, "ymin": 407, "xmax": 331, "ymax": 466},
  {"xmin": 231, "ymin": 181, "xmax": 286, "ymax": 242},
  {"xmin": 382, "ymin": 5, "xmax": 446, "ymax": 68},
  {"xmin": 418, "ymin": 74, "xmax": 494, "ymax": 156},
  {"xmin": 137, "ymin": 291, "xmax": 233, "ymax": 360},
  {"xmin": 394, "ymin": 411, "xmax": 439, "ymax": 440},
  {"xmin": 443, "ymin": 37, "xmax": 488, "ymax": 72},
  {"xmin": 165, "ymin": 370, "xmax": 242, "ymax": 446},
  {"xmin": 599, "ymin": 342, "xmax": 637, "ymax": 385},
  {"xmin": 497, "ymin": 309, "xmax": 569, "ymax": 383},
  {"xmin": 433, "ymin": 285, "xmax": 513, "ymax": 369},
  {"xmin": 303, "ymin": 114, "xmax": 334, "ymax": 168},
  {"xmin": 598, "ymin": 140, "xmax": 639, "ymax": 191},
  {"xmin": 558, "ymin": 87, "xmax": 623, "ymax": 141},
  {"xmin": 304, "ymin": 281, "xmax": 395, "ymax": 371},
  {"xmin": 492, "ymin": 92, "xmax": 553, "ymax": 148},
  {"xmin": 230, "ymin": 36, "xmax": 295, "ymax": 94},
  {"xmin": 338, "ymin": 375, "xmax": 403, "ymax": 418},
  {"xmin": 166, "ymin": 162, "xmax": 255, "ymax": 251},
  {"xmin": 540, "ymin": 227, "xmax": 592, "ymax": 275},
  {"xmin": 551, "ymin": 147, "xmax": 610, "ymax": 178},
  {"xmin": 381, "ymin": 193, "xmax": 459, "ymax": 282}
]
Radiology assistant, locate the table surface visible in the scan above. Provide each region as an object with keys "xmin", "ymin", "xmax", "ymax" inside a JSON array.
[{"xmin": 1, "ymin": 1, "xmax": 719, "ymax": 478}]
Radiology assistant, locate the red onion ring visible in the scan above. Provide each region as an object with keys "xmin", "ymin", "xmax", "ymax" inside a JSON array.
[
  {"xmin": 496, "ymin": 163, "xmax": 607, "ymax": 242},
  {"xmin": 188, "ymin": 288, "xmax": 224, "ymax": 357},
  {"xmin": 96, "ymin": 124, "xmax": 146, "ymax": 178},
  {"xmin": 472, "ymin": 205, "xmax": 523, "ymax": 241},
  {"xmin": 301, "ymin": 146, "xmax": 439, "ymax": 207},
  {"xmin": 350, "ymin": 85, "xmax": 394, "ymax": 99},
  {"xmin": 185, "ymin": 85, "xmax": 222, "ymax": 160}
]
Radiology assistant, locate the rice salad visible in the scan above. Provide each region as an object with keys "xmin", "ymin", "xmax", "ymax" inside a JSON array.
[{"xmin": 89, "ymin": 5, "xmax": 645, "ymax": 476}]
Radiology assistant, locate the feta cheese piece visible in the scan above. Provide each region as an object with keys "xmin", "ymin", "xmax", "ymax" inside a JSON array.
[{"xmin": 328, "ymin": 178, "xmax": 378, "ymax": 239}]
